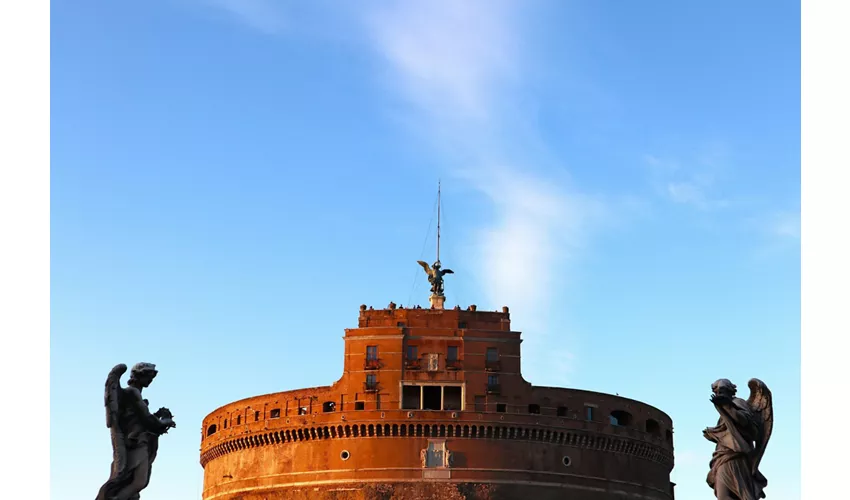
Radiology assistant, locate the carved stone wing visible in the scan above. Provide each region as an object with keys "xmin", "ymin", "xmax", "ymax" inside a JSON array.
[
  {"xmin": 417, "ymin": 260, "xmax": 432, "ymax": 277},
  {"xmin": 746, "ymin": 378, "xmax": 773, "ymax": 473},
  {"xmin": 105, "ymin": 363, "xmax": 128, "ymax": 477}
]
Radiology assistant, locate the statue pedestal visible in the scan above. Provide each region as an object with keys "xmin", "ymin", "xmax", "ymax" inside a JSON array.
[{"xmin": 429, "ymin": 294, "xmax": 445, "ymax": 310}]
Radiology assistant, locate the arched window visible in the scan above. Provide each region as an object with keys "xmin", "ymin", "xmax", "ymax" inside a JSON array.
[
  {"xmin": 609, "ymin": 410, "xmax": 633, "ymax": 427},
  {"xmin": 645, "ymin": 419, "xmax": 661, "ymax": 436},
  {"xmin": 206, "ymin": 424, "xmax": 217, "ymax": 436}
]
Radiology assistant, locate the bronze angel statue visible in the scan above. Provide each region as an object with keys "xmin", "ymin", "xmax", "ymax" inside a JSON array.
[
  {"xmin": 703, "ymin": 378, "xmax": 773, "ymax": 500},
  {"xmin": 95, "ymin": 363, "xmax": 176, "ymax": 500},
  {"xmin": 417, "ymin": 260, "xmax": 453, "ymax": 296}
]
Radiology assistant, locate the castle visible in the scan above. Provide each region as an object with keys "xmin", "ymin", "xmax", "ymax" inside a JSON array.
[{"xmin": 199, "ymin": 283, "xmax": 676, "ymax": 499}]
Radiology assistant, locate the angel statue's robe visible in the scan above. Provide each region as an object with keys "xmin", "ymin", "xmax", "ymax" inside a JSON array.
[
  {"xmin": 95, "ymin": 388, "xmax": 168, "ymax": 500},
  {"xmin": 704, "ymin": 397, "xmax": 768, "ymax": 500}
]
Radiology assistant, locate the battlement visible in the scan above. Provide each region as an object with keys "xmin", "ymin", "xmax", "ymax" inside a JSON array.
[{"xmin": 356, "ymin": 303, "xmax": 511, "ymax": 330}]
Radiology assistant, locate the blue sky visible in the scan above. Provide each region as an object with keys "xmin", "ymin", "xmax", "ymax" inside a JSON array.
[{"xmin": 51, "ymin": 1, "xmax": 800, "ymax": 499}]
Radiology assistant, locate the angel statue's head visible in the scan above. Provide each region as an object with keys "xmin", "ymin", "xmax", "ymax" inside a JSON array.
[
  {"xmin": 129, "ymin": 362, "xmax": 159, "ymax": 388},
  {"xmin": 711, "ymin": 378, "xmax": 737, "ymax": 397}
]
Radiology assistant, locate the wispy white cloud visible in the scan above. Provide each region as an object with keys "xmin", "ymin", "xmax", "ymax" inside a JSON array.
[
  {"xmin": 203, "ymin": 0, "xmax": 601, "ymax": 384},
  {"xmin": 365, "ymin": 0, "xmax": 602, "ymax": 385},
  {"xmin": 205, "ymin": 0, "xmax": 286, "ymax": 34},
  {"xmin": 772, "ymin": 210, "xmax": 800, "ymax": 239},
  {"xmin": 366, "ymin": 0, "xmax": 518, "ymax": 121},
  {"xmin": 644, "ymin": 152, "xmax": 730, "ymax": 210}
]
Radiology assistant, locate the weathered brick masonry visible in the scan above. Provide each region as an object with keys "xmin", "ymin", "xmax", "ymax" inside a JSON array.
[{"xmin": 200, "ymin": 304, "xmax": 675, "ymax": 500}]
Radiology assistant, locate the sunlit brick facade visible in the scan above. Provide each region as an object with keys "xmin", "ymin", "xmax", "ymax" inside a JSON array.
[{"xmin": 200, "ymin": 303, "xmax": 675, "ymax": 499}]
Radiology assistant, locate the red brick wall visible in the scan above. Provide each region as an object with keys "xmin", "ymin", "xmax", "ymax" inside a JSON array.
[{"xmin": 200, "ymin": 306, "xmax": 675, "ymax": 500}]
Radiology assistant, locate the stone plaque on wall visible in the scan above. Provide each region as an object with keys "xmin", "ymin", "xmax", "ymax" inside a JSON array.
[{"xmin": 427, "ymin": 353, "xmax": 439, "ymax": 371}]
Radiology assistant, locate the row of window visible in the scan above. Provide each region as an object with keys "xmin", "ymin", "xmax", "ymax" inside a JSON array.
[
  {"xmin": 206, "ymin": 401, "xmax": 669, "ymax": 441},
  {"xmin": 365, "ymin": 346, "xmax": 500, "ymax": 368}
]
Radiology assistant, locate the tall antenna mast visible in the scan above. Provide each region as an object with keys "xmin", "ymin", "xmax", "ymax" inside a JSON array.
[{"xmin": 436, "ymin": 179, "xmax": 441, "ymax": 264}]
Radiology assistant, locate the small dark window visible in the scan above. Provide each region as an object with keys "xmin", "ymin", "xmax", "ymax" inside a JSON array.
[
  {"xmin": 223, "ymin": 419, "xmax": 228, "ymax": 428},
  {"xmin": 298, "ymin": 406, "xmax": 307, "ymax": 415},
  {"xmin": 340, "ymin": 450, "xmax": 350, "ymax": 460},
  {"xmin": 646, "ymin": 419, "xmax": 661, "ymax": 436},
  {"xmin": 458, "ymin": 321, "xmax": 468, "ymax": 329},
  {"xmin": 486, "ymin": 347, "xmax": 498, "ymax": 361},
  {"xmin": 270, "ymin": 409, "xmax": 281, "ymax": 418},
  {"xmin": 407, "ymin": 345, "xmax": 418, "ymax": 360},
  {"xmin": 254, "ymin": 410, "xmax": 260, "ymax": 421},
  {"xmin": 562, "ymin": 456, "xmax": 572, "ymax": 467},
  {"xmin": 366, "ymin": 374, "xmax": 376, "ymax": 386},
  {"xmin": 610, "ymin": 410, "xmax": 633, "ymax": 427},
  {"xmin": 323, "ymin": 401, "xmax": 336, "ymax": 412},
  {"xmin": 206, "ymin": 424, "xmax": 217, "ymax": 436},
  {"xmin": 355, "ymin": 401, "xmax": 365, "ymax": 411},
  {"xmin": 528, "ymin": 404, "xmax": 540, "ymax": 414},
  {"xmin": 496, "ymin": 403, "xmax": 507, "ymax": 413},
  {"xmin": 557, "ymin": 406, "xmax": 568, "ymax": 417},
  {"xmin": 488, "ymin": 375, "xmax": 499, "ymax": 385},
  {"xmin": 366, "ymin": 345, "xmax": 378, "ymax": 360},
  {"xmin": 236, "ymin": 415, "xmax": 241, "ymax": 425},
  {"xmin": 585, "ymin": 406, "xmax": 595, "ymax": 421},
  {"xmin": 447, "ymin": 346, "xmax": 458, "ymax": 361}
]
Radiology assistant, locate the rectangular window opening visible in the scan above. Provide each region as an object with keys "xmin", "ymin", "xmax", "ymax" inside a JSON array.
[
  {"xmin": 496, "ymin": 403, "xmax": 507, "ymax": 413},
  {"xmin": 354, "ymin": 401, "xmax": 365, "ymax": 411},
  {"xmin": 447, "ymin": 346, "xmax": 458, "ymax": 361},
  {"xmin": 443, "ymin": 386, "xmax": 462, "ymax": 411},
  {"xmin": 402, "ymin": 385, "xmax": 421, "ymax": 410},
  {"xmin": 422, "ymin": 386, "xmax": 441, "ymax": 410}
]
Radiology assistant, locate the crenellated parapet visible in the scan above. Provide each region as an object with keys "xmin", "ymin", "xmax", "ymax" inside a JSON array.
[{"xmin": 355, "ymin": 304, "xmax": 511, "ymax": 330}]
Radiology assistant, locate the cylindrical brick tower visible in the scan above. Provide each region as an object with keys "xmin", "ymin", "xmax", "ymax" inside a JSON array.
[{"xmin": 199, "ymin": 302, "xmax": 675, "ymax": 499}]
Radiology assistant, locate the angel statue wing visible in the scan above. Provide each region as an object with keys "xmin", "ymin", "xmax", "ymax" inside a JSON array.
[
  {"xmin": 104, "ymin": 363, "xmax": 128, "ymax": 477},
  {"xmin": 417, "ymin": 260, "xmax": 433, "ymax": 277},
  {"xmin": 442, "ymin": 269, "xmax": 454, "ymax": 275},
  {"xmin": 747, "ymin": 378, "xmax": 773, "ymax": 476}
]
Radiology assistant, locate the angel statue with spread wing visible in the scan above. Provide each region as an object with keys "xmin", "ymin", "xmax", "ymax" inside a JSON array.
[
  {"xmin": 95, "ymin": 362, "xmax": 176, "ymax": 500},
  {"xmin": 703, "ymin": 378, "xmax": 773, "ymax": 500},
  {"xmin": 417, "ymin": 260, "xmax": 454, "ymax": 297}
]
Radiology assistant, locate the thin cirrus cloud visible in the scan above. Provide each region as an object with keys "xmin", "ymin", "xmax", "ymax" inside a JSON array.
[
  {"xmin": 770, "ymin": 210, "xmax": 800, "ymax": 239},
  {"xmin": 364, "ymin": 0, "xmax": 603, "ymax": 384},
  {"xmin": 200, "ymin": 0, "xmax": 604, "ymax": 384},
  {"xmin": 644, "ymin": 153, "xmax": 731, "ymax": 211},
  {"xmin": 205, "ymin": 0, "xmax": 286, "ymax": 34}
]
